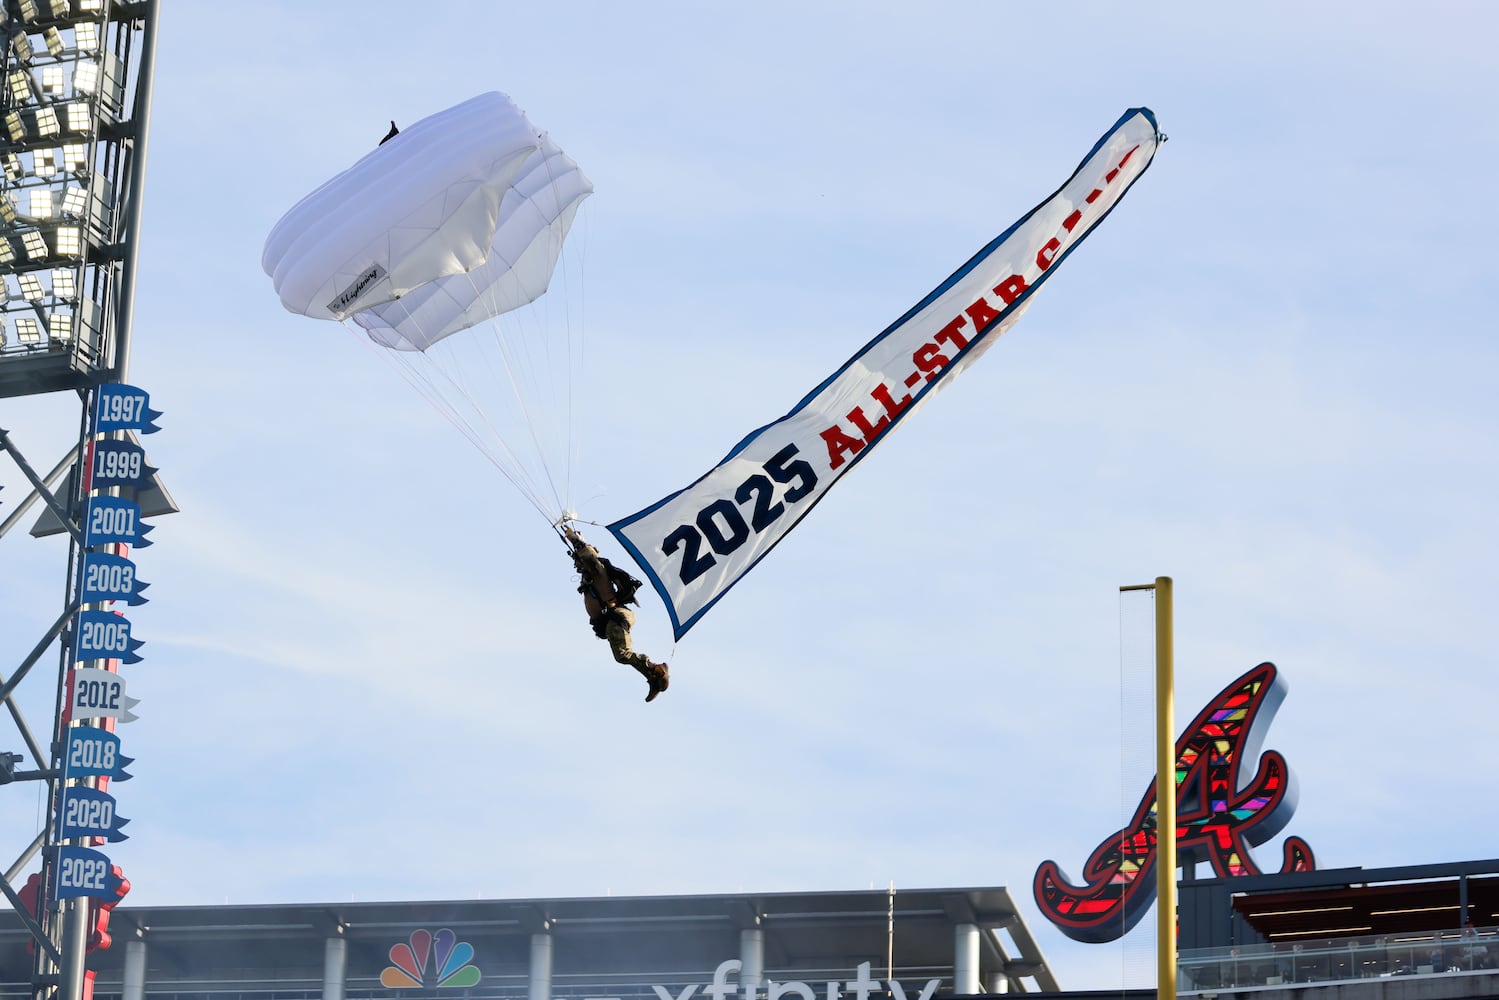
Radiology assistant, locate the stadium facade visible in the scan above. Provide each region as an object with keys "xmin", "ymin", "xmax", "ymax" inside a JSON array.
[
  {"xmin": 1176, "ymin": 857, "xmax": 1499, "ymax": 999},
  {"xmin": 6, "ymin": 860, "xmax": 1499, "ymax": 1000},
  {"xmin": 0, "ymin": 886, "xmax": 1058, "ymax": 1000}
]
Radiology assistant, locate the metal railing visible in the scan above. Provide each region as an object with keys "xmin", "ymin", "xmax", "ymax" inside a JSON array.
[
  {"xmin": 1179, "ymin": 924, "xmax": 1499, "ymax": 992},
  {"xmin": 6, "ymin": 962, "xmax": 955, "ymax": 1000}
]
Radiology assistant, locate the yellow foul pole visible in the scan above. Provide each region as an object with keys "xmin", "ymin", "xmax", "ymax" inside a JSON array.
[
  {"xmin": 1154, "ymin": 576, "xmax": 1175, "ymax": 1000},
  {"xmin": 1122, "ymin": 576, "xmax": 1175, "ymax": 1000}
]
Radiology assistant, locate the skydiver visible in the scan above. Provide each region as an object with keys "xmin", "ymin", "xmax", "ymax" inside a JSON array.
[
  {"xmin": 563, "ymin": 526, "xmax": 670, "ymax": 702},
  {"xmin": 380, "ymin": 120, "xmax": 399, "ymax": 145}
]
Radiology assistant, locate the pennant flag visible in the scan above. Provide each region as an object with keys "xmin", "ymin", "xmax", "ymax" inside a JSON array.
[
  {"xmin": 56, "ymin": 787, "xmax": 130, "ymax": 843},
  {"xmin": 54, "ymin": 846, "xmax": 127, "ymax": 900},
  {"xmin": 83, "ymin": 496, "xmax": 154, "ymax": 549},
  {"xmin": 71, "ymin": 668, "xmax": 139, "ymax": 723},
  {"xmin": 93, "ymin": 384, "xmax": 163, "ymax": 434},
  {"xmin": 73, "ymin": 609, "xmax": 144, "ymax": 664},
  {"xmin": 87, "ymin": 439, "xmax": 158, "ymax": 491},
  {"xmin": 64, "ymin": 726, "xmax": 134, "ymax": 782},
  {"xmin": 79, "ymin": 553, "xmax": 149, "ymax": 606}
]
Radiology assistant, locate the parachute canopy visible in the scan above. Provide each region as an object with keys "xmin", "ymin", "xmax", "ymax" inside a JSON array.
[
  {"xmin": 352, "ymin": 133, "xmax": 592, "ymax": 351},
  {"xmin": 262, "ymin": 92, "xmax": 595, "ymax": 525},
  {"xmin": 261, "ymin": 91, "xmax": 591, "ymax": 328}
]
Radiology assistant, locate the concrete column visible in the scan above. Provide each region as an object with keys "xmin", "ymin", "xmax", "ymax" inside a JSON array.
[
  {"xmin": 529, "ymin": 932, "xmax": 553, "ymax": 1000},
  {"xmin": 953, "ymin": 923, "xmax": 980, "ymax": 995},
  {"xmin": 122, "ymin": 939, "xmax": 147, "ymax": 1000},
  {"xmin": 323, "ymin": 937, "xmax": 347, "ymax": 1000},
  {"xmin": 740, "ymin": 928, "xmax": 765, "ymax": 1000}
]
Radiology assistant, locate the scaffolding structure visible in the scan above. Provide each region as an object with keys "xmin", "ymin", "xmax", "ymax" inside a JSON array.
[{"xmin": 0, "ymin": 3, "xmax": 161, "ymax": 1000}]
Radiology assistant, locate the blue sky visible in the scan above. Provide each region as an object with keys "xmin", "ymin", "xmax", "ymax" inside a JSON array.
[{"xmin": 2, "ymin": 1, "xmax": 1497, "ymax": 990}]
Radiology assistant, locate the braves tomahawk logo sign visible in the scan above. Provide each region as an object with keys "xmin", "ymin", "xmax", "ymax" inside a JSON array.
[{"xmin": 1034, "ymin": 662, "xmax": 1316, "ymax": 943}]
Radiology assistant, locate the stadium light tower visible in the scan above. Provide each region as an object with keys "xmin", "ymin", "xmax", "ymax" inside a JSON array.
[{"xmin": 0, "ymin": 4, "xmax": 163, "ymax": 1000}]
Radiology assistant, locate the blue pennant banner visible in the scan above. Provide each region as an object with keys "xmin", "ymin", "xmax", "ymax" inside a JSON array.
[
  {"xmin": 83, "ymin": 496, "xmax": 154, "ymax": 549},
  {"xmin": 72, "ymin": 610, "xmax": 144, "ymax": 664},
  {"xmin": 70, "ymin": 668, "xmax": 139, "ymax": 723},
  {"xmin": 64, "ymin": 726, "xmax": 134, "ymax": 782},
  {"xmin": 93, "ymin": 384, "xmax": 162, "ymax": 434},
  {"xmin": 54, "ymin": 846, "xmax": 126, "ymax": 900},
  {"xmin": 80, "ymin": 552, "xmax": 149, "ymax": 606},
  {"xmin": 88, "ymin": 439, "xmax": 157, "ymax": 491},
  {"xmin": 56, "ymin": 787, "xmax": 130, "ymax": 843}
]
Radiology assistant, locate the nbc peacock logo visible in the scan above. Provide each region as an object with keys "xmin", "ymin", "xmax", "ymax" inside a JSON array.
[{"xmin": 380, "ymin": 929, "xmax": 481, "ymax": 989}]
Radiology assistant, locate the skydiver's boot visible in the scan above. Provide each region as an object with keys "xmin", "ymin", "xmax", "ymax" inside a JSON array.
[{"xmin": 638, "ymin": 660, "xmax": 669, "ymax": 703}]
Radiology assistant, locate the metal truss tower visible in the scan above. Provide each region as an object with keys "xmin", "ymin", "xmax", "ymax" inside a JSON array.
[{"xmin": 0, "ymin": 3, "xmax": 161, "ymax": 1000}]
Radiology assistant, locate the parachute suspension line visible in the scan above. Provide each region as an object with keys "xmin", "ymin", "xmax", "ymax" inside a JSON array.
[
  {"xmin": 338, "ymin": 318, "xmax": 560, "ymax": 526},
  {"xmin": 398, "ymin": 343, "xmax": 558, "ymax": 524},
  {"xmin": 462, "ymin": 161, "xmax": 594, "ymax": 525},
  {"xmin": 540, "ymin": 144, "xmax": 590, "ymax": 518},
  {"xmin": 411, "ymin": 286, "xmax": 558, "ymax": 509},
  {"xmin": 346, "ymin": 319, "xmax": 556, "ymax": 523},
  {"xmin": 410, "ymin": 317, "xmax": 563, "ymax": 523},
  {"xmin": 462, "ymin": 266, "xmax": 571, "ymax": 519}
]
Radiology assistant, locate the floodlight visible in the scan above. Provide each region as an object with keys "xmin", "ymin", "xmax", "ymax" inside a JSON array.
[
  {"xmin": 64, "ymin": 102, "xmax": 91, "ymax": 133},
  {"xmin": 21, "ymin": 230, "xmax": 47, "ymax": 260},
  {"xmin": 15, "ymin": 0, "xmax": 58, "ymax": 19},
  {"xmin": 52, "ymin": 226, "xmax": 80, "ymax": 256},
  {"xmin": 7, "ymin": 69, "xmax": 34, "ymax": 104},
  {"xmin": 61, "ymin": 186, "xmax": 86, "ymax": 215},
  {"xmin": 0, "ymin": 0, "xmax": 150, "ymax": 401},
  {"xmin": 74, "ymin": 60, "xmax": 99, "ymax": 95},
  {"xmin": 34, "ymin": 106, "xmax": 60, "ymax": 138}
]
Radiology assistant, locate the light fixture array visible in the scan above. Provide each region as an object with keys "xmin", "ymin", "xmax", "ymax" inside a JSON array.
[{"xmin": 0, "ymin": 3, "xmax": 119, "ymax": 355}]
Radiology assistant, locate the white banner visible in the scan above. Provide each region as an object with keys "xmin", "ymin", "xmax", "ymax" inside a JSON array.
[{"xmin": 610, "ymin": 109, "xmax": 1162, "ymax": 639}]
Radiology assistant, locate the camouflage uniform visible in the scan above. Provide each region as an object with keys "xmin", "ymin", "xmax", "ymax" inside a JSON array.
[
  {"xmin": 567, "ymin": 528, "xmax": 669, "ymax": 702},
  {"xmin": 602, "ymin": 606, "xmax": 653, "ymax": 671}
]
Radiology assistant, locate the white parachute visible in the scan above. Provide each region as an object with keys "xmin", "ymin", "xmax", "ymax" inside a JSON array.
[
  {"xmin": 262, "ymin": 92, "xmax": 594, "ymax": 522},
  {"xmin": 350, "ymin": 133, "xmax": 591, "ymax": 351}
]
